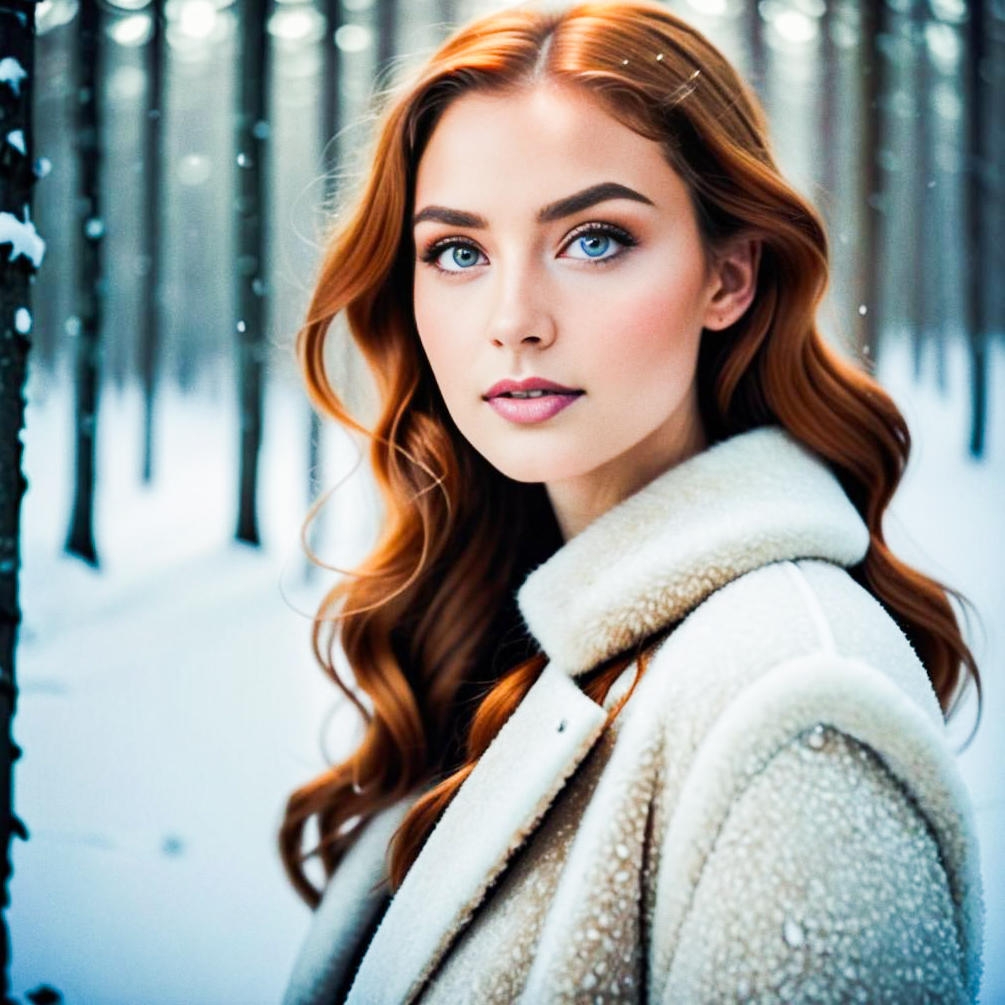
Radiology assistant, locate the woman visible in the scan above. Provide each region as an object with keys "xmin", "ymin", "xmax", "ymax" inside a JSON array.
[{"xmin": 280, "ymin": 3, "xmax": 984, "ymax": 1002}]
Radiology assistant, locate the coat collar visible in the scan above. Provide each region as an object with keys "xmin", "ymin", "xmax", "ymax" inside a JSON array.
[
  {"xmin": 340, "ymin": 426, "xmax": 869, "ymax": 1005},
  {"xmin": 518, "ymin": 426, "xmax": 870, "ymax": 673}
]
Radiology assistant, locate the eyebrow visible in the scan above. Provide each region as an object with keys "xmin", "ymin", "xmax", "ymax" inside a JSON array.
[{"xmin": 411, "ymin": 181, "xmax": 655, "ymax": 230}]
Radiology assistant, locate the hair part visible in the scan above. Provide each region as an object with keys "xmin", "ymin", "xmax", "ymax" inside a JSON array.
[{"xmin": 280, "ymin": 0, "xmax": 980, "ymax": 907}]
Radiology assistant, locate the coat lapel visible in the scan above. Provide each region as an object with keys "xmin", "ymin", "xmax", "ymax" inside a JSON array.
[
  {"xmin": 283, "ymin": 795, "xmax": 419, "ymax": 1005},
  {"xmin": 346, "ymin": 661, "xmax": 609, "ymax": 1005}
]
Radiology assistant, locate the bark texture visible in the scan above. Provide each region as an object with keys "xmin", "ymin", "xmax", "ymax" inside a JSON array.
[{"xmin": 0, "ymin": 0, "xmax": 40, "ymax": 991}]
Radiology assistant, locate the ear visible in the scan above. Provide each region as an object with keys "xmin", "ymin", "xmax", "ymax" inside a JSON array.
[{"xmin": 702, "ymin": 236, "xmax": 761, "ymax": 331}]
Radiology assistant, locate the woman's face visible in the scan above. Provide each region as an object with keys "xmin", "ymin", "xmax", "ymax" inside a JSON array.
[{"xmin": 412, "ymin": 83, "xmax": 755, "ymax": 535}]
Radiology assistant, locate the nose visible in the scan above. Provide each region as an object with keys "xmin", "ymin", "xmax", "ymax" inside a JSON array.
[{"xmin": 485, "ymin": 260, "xmax": 557, "ymax": 351}]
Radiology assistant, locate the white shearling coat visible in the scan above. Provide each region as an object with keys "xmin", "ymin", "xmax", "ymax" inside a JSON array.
[{"xmin": 283, "ymin": 427, "xmax": 983, "ymax": 1004}]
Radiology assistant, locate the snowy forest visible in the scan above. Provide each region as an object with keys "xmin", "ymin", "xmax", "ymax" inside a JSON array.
[{"xmin": 1, "ymin": 0, "xmax": 1003, "ymax": 1001}]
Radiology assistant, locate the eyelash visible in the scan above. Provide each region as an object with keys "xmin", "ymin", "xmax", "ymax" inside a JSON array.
[{"xmin": 418, "ymin": 221, "xmax": 638, "ymax": 275}]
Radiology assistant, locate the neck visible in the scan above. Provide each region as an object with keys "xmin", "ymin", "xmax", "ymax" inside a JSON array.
[{"xmin": 545, "ymin": 408, "xmax": 707, "ymax": 541}]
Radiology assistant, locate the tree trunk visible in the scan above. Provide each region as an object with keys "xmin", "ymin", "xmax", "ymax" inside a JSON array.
[
  {"xmin": 438, "ymin": 0, "xmax": 455, "ymax": 36},
  {"xmin": 744, "ymin": 0, "xmax": 765, "ymax": 95},
  {"xmin": 820, "ymin": 0, "xmax": 837, "ymax": 210},
  {"xmin": 322, "ymin": 0, "xmax": 342, "ymax": 193},
  {"xmin": 376, "ymin": 0, "xmax": 397, "ymax": 89},
  {"xmin": 235, "ymin": 0, "xmax": 271, "ymax": 546},
  {"xmin": 64, "ymin": 0, "xmax": 103, "ymax": 565},
  {"xmin": 0, "ymin": 0, "xmax": 42, "ymax": 989},
  {"xmin": 995, "ymin": 7, "xmax": 1005, "ymax": 345},
  {"xmin": 910, "ymin": 0, "xmax": 933, "ymax": 380},
  {"xmin": 139, "ymin": 0, "xmax": 164, "ymax": 484},
  {"xmin": 305, "ymin": 0, "xmax": 348, "ymax": 576},
  {"xmin": 965, "ymin": 0, "xmax": 989, "ymax": 457},
  {"xmin": 855, "ymin": 0, "xmax": 887, "ymax": 363}
]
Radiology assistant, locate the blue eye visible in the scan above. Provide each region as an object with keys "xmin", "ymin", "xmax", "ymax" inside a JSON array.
[
  {"xmin": 563, "ymin": 224, "xmax": 636, "ymax": 262},
  {"xmin": 576, "ymin": 233, "xmax": 612, "ymax": 258},
  {"xmin": 424, "ymin": 241, "xmax": 485, "ymax": 272}
]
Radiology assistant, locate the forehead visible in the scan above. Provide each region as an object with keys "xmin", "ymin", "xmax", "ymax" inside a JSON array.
[{"xmin": 413, "ymin": 83, "xmax": 682, "ymax": 217}]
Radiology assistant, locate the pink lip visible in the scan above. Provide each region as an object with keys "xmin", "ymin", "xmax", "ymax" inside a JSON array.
[
  {"xmin": 484, "ymin": 377, "xmax": 583, "ymax": 398},
  {"xmin": 483, "ymin": 377, "xmax": 584, "ymax": 426}
]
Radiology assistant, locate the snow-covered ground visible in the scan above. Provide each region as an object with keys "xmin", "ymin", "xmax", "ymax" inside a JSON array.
[{"xmin": 8, "ymin": 335, "xmax": 1004, "ymax": 1004}]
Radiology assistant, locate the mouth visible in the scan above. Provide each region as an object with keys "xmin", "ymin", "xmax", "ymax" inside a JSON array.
[
  {"xmin": 483, "ymin": 380, "xmax": 584, "ymax": 425},
  {"xmin": 483, "ymin": 377, "xmax": 584, "ymax": 401},
  {"xmin": 492, "ymin": 389, "xmax": 582, "ymax": 400}
]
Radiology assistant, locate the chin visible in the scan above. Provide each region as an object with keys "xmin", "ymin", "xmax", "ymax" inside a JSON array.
[
  {"xmin": 478, "ymin": 456, "xmax": 552, "ymax": 484},
  {"xmin": 476, "ymin": 443, "xmax": 599, "ymax": 486}
]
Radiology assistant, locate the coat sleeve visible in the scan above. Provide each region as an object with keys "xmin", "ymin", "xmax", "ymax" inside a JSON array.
[{"xmin": 660, "ymin": 725, "xmax": 970, "ymax": 1004}]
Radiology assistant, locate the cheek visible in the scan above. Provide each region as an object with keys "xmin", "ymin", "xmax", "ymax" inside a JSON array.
[
  {"xmin": 585, "ymin": 269, "xmax": 705, "ymax": 386},
  {"xmin": 413, "ymin": 283, "xmax": 460, "ymax": 394}
]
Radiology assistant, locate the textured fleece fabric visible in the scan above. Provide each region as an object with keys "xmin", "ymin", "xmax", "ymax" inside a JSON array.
[{"xmin": 282, "ymin": 426, "xmax": 983, "ymax": 1005}]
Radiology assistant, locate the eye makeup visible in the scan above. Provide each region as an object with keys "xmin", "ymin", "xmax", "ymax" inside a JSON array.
[{"xmin": 417, "ymin": 220, "xmax": 639, "ymax": 275}]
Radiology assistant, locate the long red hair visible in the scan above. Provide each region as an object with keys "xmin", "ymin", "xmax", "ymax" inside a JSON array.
[{"xmin": 279, "ymin": 0, "xmax": 980, "ymax": 906}]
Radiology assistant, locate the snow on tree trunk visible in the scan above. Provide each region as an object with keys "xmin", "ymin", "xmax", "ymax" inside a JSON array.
[
  {"xmin": 64, "ymin": 0, "xmax": 103, "ymax": 565},
  {"xmin": 235, "ymin": 0, "xmax": 271, "ymax": 546},
  {"xmin": 0, "ymin": 0, "xmax": 42, "ymax": 991},
  {"xmin": 139, "ymin": 0, "xmax": 164, "ymax": 484}
]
